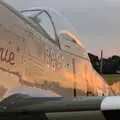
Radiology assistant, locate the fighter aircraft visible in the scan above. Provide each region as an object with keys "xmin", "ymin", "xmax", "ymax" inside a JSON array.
[{"xmin": 0, "ymin": 1, "xmax": 119, "ymax": 120}]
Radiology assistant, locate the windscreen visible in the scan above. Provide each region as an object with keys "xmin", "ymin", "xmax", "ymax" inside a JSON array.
[
  {"xmin": 46, "ymin": 9, "xmax": 85, "ymax": 48},
  {"xmin": 22, "ymin": 9, "xmax": 85, "ymax": 48}
]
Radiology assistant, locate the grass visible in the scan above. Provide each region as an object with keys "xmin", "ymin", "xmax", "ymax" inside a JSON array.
[{"xmin": 103, "ymin": 74, "xmax": 120, "ymax": 85}]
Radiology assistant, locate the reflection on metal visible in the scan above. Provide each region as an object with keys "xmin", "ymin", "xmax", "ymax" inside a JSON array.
[
  {"xmin": 0, "ymin": 1, "xmax": 114, "ymax": 100},
  {"xmin": 111, "ymin": 81, "xmax": 120, "ymax": 95},
  {"xmin": 59, "ymin": 30, "xmax": 84, "ymax": 48}
]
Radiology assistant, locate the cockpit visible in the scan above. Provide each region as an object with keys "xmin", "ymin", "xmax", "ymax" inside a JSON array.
[{"xmin": 21, "ymin": 8, "xmax": 88, "ymax": 58}]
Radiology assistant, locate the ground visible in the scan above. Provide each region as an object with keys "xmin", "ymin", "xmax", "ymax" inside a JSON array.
[{"xmin": 102, "ymin": 74, "xmax": 120, "ymax": 85}]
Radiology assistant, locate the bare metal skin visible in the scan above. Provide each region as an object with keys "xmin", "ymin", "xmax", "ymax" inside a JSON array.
[{"xmin": 0, "ymin": 1, "xmax": 118, "ymax": 120}]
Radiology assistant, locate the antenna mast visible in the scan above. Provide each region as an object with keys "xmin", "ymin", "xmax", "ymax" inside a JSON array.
[{"xmin": 100, "ymin": 50, "xmax": 103, "ymax": 74}]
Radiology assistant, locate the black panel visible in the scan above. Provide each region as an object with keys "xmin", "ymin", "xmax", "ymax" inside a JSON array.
[
  {"xmin": 0, "ymin": 112, "xmax": 48, "ymax": 120},
  {"xmin": 103, "ymin": 110, "xmax": 120, "ymax": 120}
]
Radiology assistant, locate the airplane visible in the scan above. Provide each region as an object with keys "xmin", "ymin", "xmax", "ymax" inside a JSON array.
[{"xmin": 0, "ymin": 1, "xmax": 119, "ymax": 120}]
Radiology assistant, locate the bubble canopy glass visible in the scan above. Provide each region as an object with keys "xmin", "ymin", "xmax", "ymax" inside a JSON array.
[{"xmin": 21, "ymin": 8, "xmax": 85, "ymax": 48}]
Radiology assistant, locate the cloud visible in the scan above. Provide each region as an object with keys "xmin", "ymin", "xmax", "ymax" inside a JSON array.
[{"xmin": 106, "ymin": 0, "xmax": 120, "ymax": 6}]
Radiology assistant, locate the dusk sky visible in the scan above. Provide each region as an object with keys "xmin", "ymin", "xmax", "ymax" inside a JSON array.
[{"xmin": 5, "ymin": 0, "xmax": 120, "ymax": 58}]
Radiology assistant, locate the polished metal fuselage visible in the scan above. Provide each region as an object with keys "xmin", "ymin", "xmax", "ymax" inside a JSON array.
[{"xmin": 0, "ymin": 1, "xmax": 113, "ymax": 100}]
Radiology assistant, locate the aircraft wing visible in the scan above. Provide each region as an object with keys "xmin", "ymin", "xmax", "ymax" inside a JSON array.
[{"xmin": 0, "ymin": 94, "xmax": 119, "ymax": 120}]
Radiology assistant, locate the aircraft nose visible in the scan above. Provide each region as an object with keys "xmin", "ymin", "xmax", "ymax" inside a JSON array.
[
  {"xmin": 101, "ymin": 96, "xmax": 120, "ymax": 120},
  {"xmin": 101, "ymin": 96, "xmax": 120, "ymax": 111}
]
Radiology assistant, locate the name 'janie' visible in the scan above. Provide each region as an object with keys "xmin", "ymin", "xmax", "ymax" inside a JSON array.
[{"xmin": 0, "ymin": 48, "xmax": 15, "ymax": 65}]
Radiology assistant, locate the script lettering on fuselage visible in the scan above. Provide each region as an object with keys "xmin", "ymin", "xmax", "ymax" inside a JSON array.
[
  {"xmin": 45, "ymin": 47, "xmax": 63, "ymax": 72},
  {"xmin": 0, "ymin": 48, "xmax": 15, "ymax": 65}
]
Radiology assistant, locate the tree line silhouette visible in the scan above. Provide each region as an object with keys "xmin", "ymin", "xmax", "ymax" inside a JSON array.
[{"xmin": 88, "ymin": 53, "xmax": 120, "ymax": 74}]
